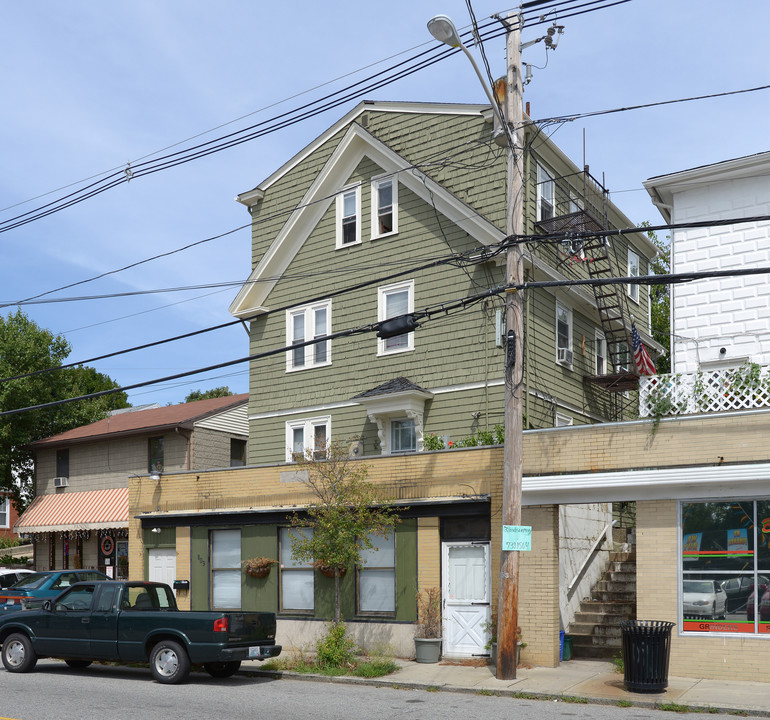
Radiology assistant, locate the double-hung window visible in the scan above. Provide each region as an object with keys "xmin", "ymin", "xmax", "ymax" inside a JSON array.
[
  {"xmin": 378, "ymin": 280, "xmax": 414, "ymax": 355},
  {"xmin": 627, "ymin": 249, "xmax": 640, "ymax": 302},
  {"xmin": 336, "ymin": 185, "xmax": 361, "ymax": 248},
  {"xmin": 56, "ymin": 449, "xmax": 69, "ymax": 478},
  {"xmin": 555, "ymin": 302, "xmax": 573, "ymax": 367},
  {"xmin": 280, "ymin": 527, "xmax": 314, "ymax": 612},
  {"xmin": 390, "ymin": 418, "xmax": 416, "ymax": 453},
  {"xmin": 595, "ymin": 332, "xmax": 607, "ymax": 375},
  {"xmin": 148, "ymin": 437, "xmax": 164, "ymax": 474},
  {"xmin": 0, "ymin": 497, "xmax": 8, "ymax": 529},
  {"xmin": 371, "ymin": 176, "xmax": 397, "ymax": 238},
  {"xmin": 537, "ymin": 163, "xmax": 555, "ymax": 222},
  {"xmin": 358, "ymin": 531, "xmax": 396, "ymax": 615},
  {"xmin": 286, "ymin": 301, "xmax": 331, "ymax": 372},
  {"xmin": 286, "ymin": 417, "xmax": 330, "ymax": 462},
  {"xmin": 211, "ymin": 529, "xmax": 241, "ymax": 610}
]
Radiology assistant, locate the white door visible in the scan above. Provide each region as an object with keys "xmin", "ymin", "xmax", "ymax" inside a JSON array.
[
  {"xmin": 148, "ymin": 548, "xmax": 177, "ymax": 594},
  {"xmin": 442, "ymin": 542, "xmax": 491, "ymax": 657}
]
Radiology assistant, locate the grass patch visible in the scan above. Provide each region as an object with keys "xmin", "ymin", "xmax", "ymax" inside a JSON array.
[
  {"xmin": 560, "ymin": 696, "xmax": 589, "ymax": 704},
  {"xmin": 353, "ymin": 659, "xmax": 399, "ymax": 678},
  {"xmin": 617, "ymin": 699, "xmax": 633, "ymax": 708},
  {"xmin": 257, "ymin": 648, "xmax": 397, "ymax": 679},
  {"xmin": 658, "ymin": 702, "xmax": 698, "ymax": 713},
  {"xmin": 477, "ymin": 689, "xmax": 500, "ymax": 697},
  {"xmin": 511, "ymin": 691, "xmax": 539, "ymax": 700},
  {"xmin": 612, "ymin": 652, "xmax": 624, "ymax": 674},
  {"xmin": 425, "ymin": 685, "xmax": 440, "ymax": 693}
]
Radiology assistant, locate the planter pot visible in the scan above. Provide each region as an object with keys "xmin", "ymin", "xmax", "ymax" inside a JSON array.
[
  {"xmin": 245, "ymin": 566, "xmax": 271, "ymax": 578},
  {"xmin": 317, "ymin": 565, "xmax": 347, "ymax": 578},
  {"xmin": 414, "ymin": 637, "xmax": 442, "ymax": 664}
]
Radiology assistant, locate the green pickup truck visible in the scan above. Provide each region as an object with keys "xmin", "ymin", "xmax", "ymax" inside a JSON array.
[{"xmin": 0, "ymin": 580, "xmax": 281, "ymax": 684}]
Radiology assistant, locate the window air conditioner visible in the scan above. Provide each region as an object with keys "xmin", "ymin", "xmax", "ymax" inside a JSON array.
[
  {"xmin": 53, "ymin": 476, "xmax": 69, "ymax": 488},
  {"xmin": 557, "ymin": 348, "xmax": 573, "ymax": 365}
]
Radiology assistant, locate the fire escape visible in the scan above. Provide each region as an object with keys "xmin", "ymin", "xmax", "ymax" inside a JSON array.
[{"xmin": 535, "ymin": 168, "xmax": 639, "ymax": 420}]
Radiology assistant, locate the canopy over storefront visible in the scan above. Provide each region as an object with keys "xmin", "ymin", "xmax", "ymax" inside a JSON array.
[{"xmin": 15, "ymin": 487, "xmax": 128, "ymax": 534}]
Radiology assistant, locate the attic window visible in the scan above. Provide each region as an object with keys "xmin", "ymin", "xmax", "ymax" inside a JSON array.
[
  {"xmin": 371, "ymin": 176, "xmax": 397, "ymax": 238},
  {"xmin": 336, "ymin": 185, "xmax": 361, "ymax": 248}
]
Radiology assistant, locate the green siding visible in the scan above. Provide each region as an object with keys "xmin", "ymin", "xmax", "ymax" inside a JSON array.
[
  {"xmin": 190, "ymin": 526, "xmax": 209, "ymax": 610},
  {"xmin": 242, "ymin": 524, "xmax": 278, "ymax": 613}
]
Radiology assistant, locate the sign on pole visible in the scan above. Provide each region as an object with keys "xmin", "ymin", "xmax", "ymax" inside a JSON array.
[{"xmin": 502, "ymin": 525, "xmax": 531, "ymax": 552}]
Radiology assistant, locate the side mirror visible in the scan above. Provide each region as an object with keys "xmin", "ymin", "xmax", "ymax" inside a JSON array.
[{"xmin": 42, "ymin": 600, "xmax": 53, "ymax": 612}]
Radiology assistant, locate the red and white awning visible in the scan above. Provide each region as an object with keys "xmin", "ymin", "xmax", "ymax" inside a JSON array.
[{"xmin": 15, "ymin": 487, "xmax": 128, "ymax": 533}]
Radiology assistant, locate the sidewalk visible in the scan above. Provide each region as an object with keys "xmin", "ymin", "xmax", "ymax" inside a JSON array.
[{"xmin": 243, "ymin": 657, "xmax": 770, "ymax": 716}]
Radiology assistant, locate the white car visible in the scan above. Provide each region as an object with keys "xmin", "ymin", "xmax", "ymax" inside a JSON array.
[
  {"xmin": 683, "ymin": 579, "xmax": 727, "ymax": 619},
  {"xmin": 0, "ymin": 569, "xmax": 34, "ymax": 590}
]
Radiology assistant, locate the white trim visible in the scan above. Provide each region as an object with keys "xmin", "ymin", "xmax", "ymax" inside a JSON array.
[
  {"xmin": 229, "ymin": 123, "xmax": 504, "ymax": 320},
  {"xmin": 371, "ymin": 174, "xmax": 398, "ymax": 239},
  {"xmin": 0, "ymin": 497, "xmax": 9, "ymax": 529},
  {"xmin": 536, "ymin": 163, "xmax": 555, "ymax": 222},
  {"xmin": 286, "ymin": 300, "xmax": 332, "ymax": 372},
  {"xmin": 627, "ymin": 249, "xmax": 640, "ymax": 303},
  {"xmin": 594, "ymin": 330, "xmax": 607, "ymax": 376},
  {"xmin": 555, "ymin": 301, "xmax": 573, "ymax": 368},
  {"xmin": 523, "ymin": 462, "xmax": 770, "ymax": 506},
  {"xmin": 336, "ymin": 184, "xmax": 362, "ymax": 248},
  {"xmin": 285, "ymin": 416, "xmax": 330, "ymax": 463},
  {"xmin": 377, "ymin": 280, "xmax": 415, "ymax": 356}
]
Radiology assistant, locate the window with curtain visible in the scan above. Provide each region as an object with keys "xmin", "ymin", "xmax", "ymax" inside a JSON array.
[
  {"xmin": 358, "ymin": 532, "xmax": 395, "ymax": 614},
  {"xmin": 211, "ymin": 528, "xmax": 241, "ymax": 610},
  {"xmin": 280, "ymin": 527, "xmax": 314, "ymax": 612}
]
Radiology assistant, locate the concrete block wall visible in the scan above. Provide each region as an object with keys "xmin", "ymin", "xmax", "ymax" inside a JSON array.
[{"xmin": 670, "ymin": 174, "xmax": 770, "ymax": 373}]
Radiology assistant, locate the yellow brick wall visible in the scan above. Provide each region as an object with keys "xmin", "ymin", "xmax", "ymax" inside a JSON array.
[
  {"xmin": 175, "ymin": 527, "xmax": 191, "ymax": 610},
  {"xmin": 417, "ymin": 517, "xmax": 440, "ymax": 592},
  {"xmin": 638, "ymin": 499, "xmax": 770, "ymax": 681}
]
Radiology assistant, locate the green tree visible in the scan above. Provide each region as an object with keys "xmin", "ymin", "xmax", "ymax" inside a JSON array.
[
  {"xmin": 0, "ymin": 310, "xmax": 129, "ymax": 509},
  {"xmin": 289, "ymin": 441, "xmax": 399, "ymax": 624},
  {"xmin": 643, "ymin": 224, "xmax": 671, "ymax": 374},
  {"xmin": 184, "ymin": 386, "xmax": 233, "ymax": 402}
]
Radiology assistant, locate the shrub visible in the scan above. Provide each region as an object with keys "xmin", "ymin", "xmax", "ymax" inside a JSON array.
[{"xmin": 315, "ymin": 622, "xmax": 358, "ymax": 669}]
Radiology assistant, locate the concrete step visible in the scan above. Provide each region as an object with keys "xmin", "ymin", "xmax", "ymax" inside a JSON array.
[
  {"xmin": 569, "ymin": 623, "xmax": 624, "ymax": 638},
  {"xmin": 574, "ymin": 600, "xmax": 634, "ymax": 615},
  {"xmin": 595, "ymin": 579, "xmax": 636, "ymax": 593},
  {"xmin": 570, "ymin": 636, "xmax": 622, "ymax": 658},
  {"xmin": 609, "ymin": 551, "xmax": 635, "ymax": 563},
  {"xmin": 572, "ymin": 610, "xmax": 634, "ymax": 626}
]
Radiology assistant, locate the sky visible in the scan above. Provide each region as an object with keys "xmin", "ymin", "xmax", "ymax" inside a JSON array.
[{"xmin": 2, "ymin": 0, "xmax": 769, "ymax": 409}]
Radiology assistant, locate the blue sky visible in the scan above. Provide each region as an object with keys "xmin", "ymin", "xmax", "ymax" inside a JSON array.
[{"xmin": 2, "ymin": 0, "xmax": 768, "ymax": 407}]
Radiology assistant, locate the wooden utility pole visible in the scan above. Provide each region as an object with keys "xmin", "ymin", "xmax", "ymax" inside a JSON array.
[{"xmin": 496, "ymin": 13, "xmax": 525, "ymax": 682}]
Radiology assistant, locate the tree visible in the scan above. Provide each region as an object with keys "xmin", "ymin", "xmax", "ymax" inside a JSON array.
[
  {"xmin": 184, "ymin": 386, "xmax": 233, "ymax": 402},
  {"xmin": 0, "ymin": 310, "xmax": 129, "ymax": 509},
  {"xmin": 289, "ymin": 441, "xmax": 399, "ymax": 624},
  {"xmin": 643, "ymin": 223, "xmax": 671, "ymax": 374}
]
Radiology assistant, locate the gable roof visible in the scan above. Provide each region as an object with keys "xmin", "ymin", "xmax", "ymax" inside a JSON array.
[
  {"xmin": 228, "ymin": 104, "xmax": 505, "ymax": 320},
  {"xmin": 31, "ymin": 394, "xmax": 249, "ymax": 448}
]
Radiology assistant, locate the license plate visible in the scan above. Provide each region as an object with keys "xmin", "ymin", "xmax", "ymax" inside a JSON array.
[{"xmin": 248, "ymin": 646, "xmax": 263, "ymax": 658}]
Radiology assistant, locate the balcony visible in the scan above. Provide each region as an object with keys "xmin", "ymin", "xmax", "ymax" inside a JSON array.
[{"xmin": 639, "ymin": 363, "xmax": 770, "ymax": 418}]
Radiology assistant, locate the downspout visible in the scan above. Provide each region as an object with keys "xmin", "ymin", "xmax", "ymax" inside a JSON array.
[{"xmin": 175, "ymin": 428, "xmax": 192, "ymax": 469}]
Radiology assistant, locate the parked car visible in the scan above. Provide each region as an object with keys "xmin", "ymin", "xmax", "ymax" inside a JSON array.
[
  {"xmin": 0, "ymin": 570, "xmax": 34, "ymax": 590},
  {"xmin": 723, "ymin": 575, "xmax": 769, "ymax": 613},
  {"xmin": 747, "ymin": 580, "xmax": 770, "ymax": 621},
  {"xmin": 682, "ymin": 579, "xmax": 727, "ymax": 619},
  {"xmin": 0, "ymin": 570, "xmax": 109, "ymax": 610},
  {"xmin": 0, "ymin": 581, "xmax": 280, "ymax": 683}
]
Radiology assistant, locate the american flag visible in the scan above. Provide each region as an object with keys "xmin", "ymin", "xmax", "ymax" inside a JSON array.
[{"xmin": 631, "ymin": 321, "xmax": 656, "ymax": 376}]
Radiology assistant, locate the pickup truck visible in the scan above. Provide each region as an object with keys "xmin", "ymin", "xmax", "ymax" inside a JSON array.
[{"xmin": 0, "ymin": 580, "xmax": 281, "ymax": 684}]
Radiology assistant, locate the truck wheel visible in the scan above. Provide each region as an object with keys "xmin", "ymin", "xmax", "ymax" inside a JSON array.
[
  {"xmin": 150, "ymin": 640, "xmax": 191, "ymax": 684},
  {"xmin": 204, "ymin": 661, "xmax": 241, "ymax": 678},
  {"xmin": 2, "ymin": 633, "xmax": 38, "ymax": 673},
  {"xmin": 65, "ymin": 659, "xmax": 93, "ymax": 669}
]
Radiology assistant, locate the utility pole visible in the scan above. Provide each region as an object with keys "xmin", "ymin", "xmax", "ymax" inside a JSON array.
[{"xmin": 497, "ymin": 12, "xmax": 524, "ymax": 682}]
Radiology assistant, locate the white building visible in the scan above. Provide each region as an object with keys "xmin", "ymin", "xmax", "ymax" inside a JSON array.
[{"xmin": 644, "ymin": 152, "xmax": 770, "ymax": 374}]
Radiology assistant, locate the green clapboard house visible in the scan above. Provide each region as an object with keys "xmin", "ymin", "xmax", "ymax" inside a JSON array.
[{"xmin": 229, "ymin": 101, "xmax": 660, "ymax": 460}]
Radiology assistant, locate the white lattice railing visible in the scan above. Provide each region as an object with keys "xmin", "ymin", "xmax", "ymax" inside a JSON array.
[{"xmin": 639, "ymin": 364, "xmax": 770, "ymax": 418}]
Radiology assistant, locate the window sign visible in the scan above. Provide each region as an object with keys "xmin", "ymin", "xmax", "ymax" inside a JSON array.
[{"xmin": 502, "ymin": 525, "xmax": 531, "ymax": 552}]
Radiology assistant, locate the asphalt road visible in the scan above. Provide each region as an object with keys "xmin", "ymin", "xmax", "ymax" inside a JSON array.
[{"xmin": 0, "ymin": 660, "xmax": 750, "ymax": 720}]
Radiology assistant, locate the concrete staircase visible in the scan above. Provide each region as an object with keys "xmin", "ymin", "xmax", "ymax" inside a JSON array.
[{"xmin": 568, "ymin": 533, "xmax": 636, "ymax": 658}]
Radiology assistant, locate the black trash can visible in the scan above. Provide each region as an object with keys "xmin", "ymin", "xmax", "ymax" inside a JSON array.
[{"xmin": 620, "ymin": 620, "xmax": 674, "ymax": 693}]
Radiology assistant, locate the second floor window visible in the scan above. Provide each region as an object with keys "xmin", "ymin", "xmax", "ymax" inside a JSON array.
[
  {"xmin": 378, "ymin": 280, "xmax": 414, "ymax": 355},
  {"xmin": 0, "ymin": 497, "xmax": 8, "ymax": 528},
  {"xmin": 230, "ymin": 438, "xmax": 247, "ymax": 467},
  {"xmin": 555, "ymin": 302, "xmax": 573, "ymax": 367},
  {"xmin": 595, "ymin": 332, "xmax": 607, "ymax": 375},
  {"xmin": 287, "ymin": 417, "xmax": 330, "ymax": 462},
  {"xmin": 390, "ymin": 418, "xmax": 416, "ymax": 453},
  {"xmin": 286, "ymin": 301, "xmax": 331, "ymax": 372},
  {"xmin": 148, "ymin": 437, "xmax": 164, "ymax": 474},
  {"xmin": 627, "ymin": 249, "xmax": 640, "ymax": 302},
  {"xmin": 56, "ymin": 449, "xmax": 69, "ymax": 478}
]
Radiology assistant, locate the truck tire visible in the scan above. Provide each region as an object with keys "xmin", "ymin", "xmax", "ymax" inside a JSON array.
[
  {"xmin": 204, "ymin": 661, "xmax": 241, "ymax": 678},
  {"xmin": 2, "ymin": 633, "xmax": 38, "ymax": 673},
  {"xmin": 65, "ymin": 659, "xmax": 93, "ymax": 669},
  {"xmin": 150, "ymin": 640, "xmax": 191, "ymax": 684}
]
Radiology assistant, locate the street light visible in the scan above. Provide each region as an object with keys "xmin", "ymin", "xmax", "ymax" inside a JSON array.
[{"xmin": 428, "ymin": 12, "xmax": 524, "ymax": 681}]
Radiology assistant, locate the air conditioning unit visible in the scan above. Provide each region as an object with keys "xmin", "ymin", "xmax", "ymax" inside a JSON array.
[
  {"xmin": 557, "ymin": 348, "xmax": 573, "ymax": 365},
  {"xmin": 53, "ymin": 476, "xmax": 69, "ymax": 488}
]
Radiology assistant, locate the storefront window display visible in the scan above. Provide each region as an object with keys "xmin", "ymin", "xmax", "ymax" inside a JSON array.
[{"xmin": 681, "ymin": 500, "xmax": 770, "ymax": 634}]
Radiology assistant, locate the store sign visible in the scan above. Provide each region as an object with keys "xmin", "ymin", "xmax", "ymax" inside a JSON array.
[{"xmin": 502, "ymin": 525, "xmax": 531, "ymax": 551}]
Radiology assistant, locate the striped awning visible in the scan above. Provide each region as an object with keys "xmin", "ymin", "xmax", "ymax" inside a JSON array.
[{"xmin": 15, "ymin": 487, "xmax": 129, "ymax": 533}]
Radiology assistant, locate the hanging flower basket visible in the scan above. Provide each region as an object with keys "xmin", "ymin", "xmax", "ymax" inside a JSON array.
[
  {"xmin": 315, "ymin": 562, "xmax": 347, "ymax": 579},
  {"xmin": 242, "ymin": 557, "xmax": 277, "ymax": 578}
]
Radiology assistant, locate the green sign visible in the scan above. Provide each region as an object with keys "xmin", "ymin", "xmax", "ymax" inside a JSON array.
[{"xmin": 502, "ymin": 525, "xmax": 532, "ymax": 551}]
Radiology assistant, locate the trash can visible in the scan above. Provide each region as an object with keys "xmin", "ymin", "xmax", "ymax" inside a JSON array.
[
  {"xmin": 620, "ymin": 620, "xmax": 674, "ymax": 692},
  {"xmin": 562, "ymin": 635, "xmax": 573, "ymax": 661}
]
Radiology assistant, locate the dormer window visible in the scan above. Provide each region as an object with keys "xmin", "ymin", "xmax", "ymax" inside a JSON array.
[
  {"xmin": 336, "ymin": 185, "xmax": 361, "ymax": 248},
  {"xmin": 371, "ymin": 176, "xmax": 398, "ymax": 238}
]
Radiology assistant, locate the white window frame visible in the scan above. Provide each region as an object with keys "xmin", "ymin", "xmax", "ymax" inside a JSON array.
[
  {"xmin": 371, "ymin": 175, "xmax": 398, "ymax": 239},
  {"xmin": 627, "ymin": 249, "xmax": 640, "ymax": 303},
  {"xmin": 210, "ymin": 528, "xmax": 241, "ymax": 610},
  {"xmin": 389, "ymin": 417, "xmax": 416, "ymax": 454},
  {"xmin": 286, "ymin": 300, "xmax": 332, "ymax": 372},
  {"xmin": 377, "ymin": 280, "xmax": 415, "ymax": 356},
  {"xmin": 555, "ymin": 301, "xmax": 573, "ymax": 367},
  {"xmin": 336, "ymin": 184, "xmax": 361, "ymax": 248},
  {"xmin": 280, "ymin": 527, "xmax": 315, "ymax": 613},
  {"xmin": 595, "ymin": 331, "xmax": 607, "ymax": 376},
  {"xmin": 357, "ymin": 531, "xmax": 396, "ymax": 615},
  {"xmin": 0, "ymin": 497, "xmax": 8, "ymax": 529},
  {"xmin": 555, "ymin": 412, "xmax": 574, "ymax": 427},
  {"xmin": 536, "ymin": 163, "xmax": 555, "ymax": 222},
  {"xmin": 286, "ymin": 416, "xmax": 330, "ymax": 462}
]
